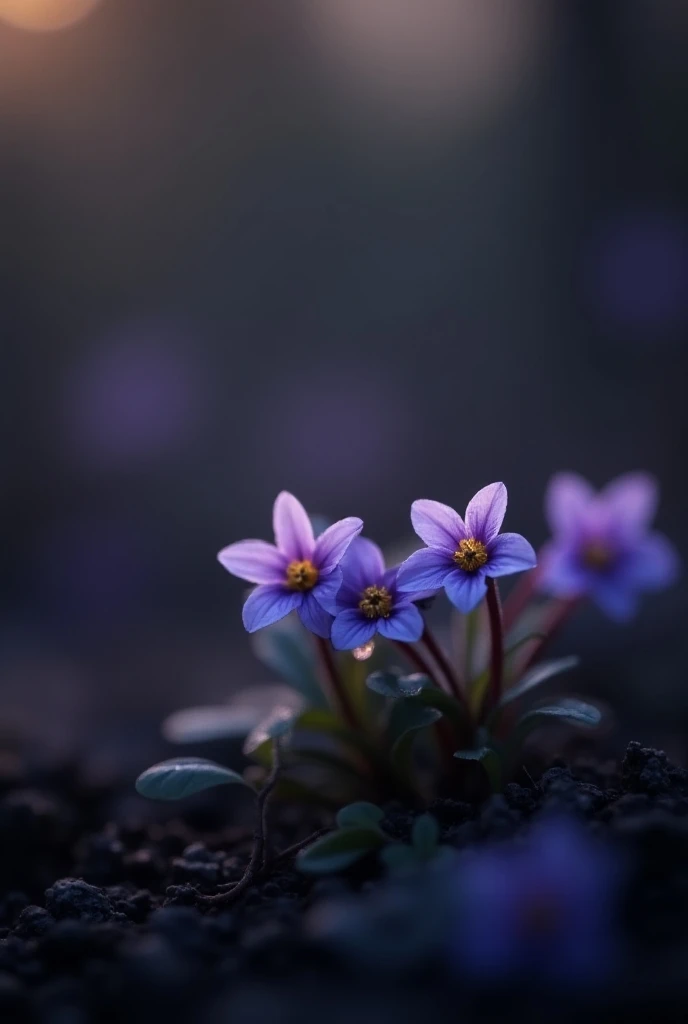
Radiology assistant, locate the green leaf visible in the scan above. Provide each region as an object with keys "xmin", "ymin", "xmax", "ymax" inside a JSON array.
[
  {"xmin": 388, "ymin": 700, "xmax": 442, "ymax": 770},
  {"xmin": 297, "ymin": 827, "xmax": 386, "ymax": 874},
  {"xmin": 251, "ymin": 615, "xmax": 326, "ymax": 708},
  {"xmin": 513, "ymin": 699, "xmax": 602, "ymax": 743},
  {"xmin": 380, "ymin": 843, "xmax": 419, "ymax": 873},
  {"xmin": 414, "ymin": 687, "xmax": 468, "ymax": 732},
  {"xmin": 135, "ymin": 758, "xmax": 252, "ymax": 801},
  {"xmin": 162, "ymin": 685, "xmax": 304, "ymax": 744},
  {"xmin": 411, "ymin": 813, "xmax": 439, "ymax": 857},
  {"xmin": 162, "ymin": 705, "xmax": 261, "ymax": 744},
  {"xmin": 498, "ymin": 656, "xmax": 579, "ymax": 711},
  {"xmin": 454, "ymin": 746, "xmax": 502, "ymax": 792},
  {"xmin": 336, "ymin": 801, "xmax": 385, "ymax": 829},
  {"xmin": 242, "ymin": 705, "xmax": 298, "ymax": 755},
  {"xmin": 366, "ymin": 671, "xmax": 431, "ymax": 699}
]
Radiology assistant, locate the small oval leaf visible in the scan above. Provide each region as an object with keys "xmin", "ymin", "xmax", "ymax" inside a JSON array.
[
  {"xmin": 163, "ymin": 685, "xmax": 304, "ymax": 744},
  {"xmin": 135, "ymin": 758, "xmax": 252, "ymax": 801},
  {"xmin": 411, "ymin": 813, "xmax": 439, "ymax": 857},
  {"xmin": 517, "ymin": 698, "xmax": 602, "ymax": 733},
  {"xmin": 366, "ymin": 671, "xmax": 431, "ymax": 700},
  {"xmin": 297, "ymin": 827, "xmax": 386, "ymax": 874},
  {"xmin": 242, "ymin": 705, "xmax": 299, "ymax": 756},
  {"xmin": 336, "ymin": 802, "xmax": 385, "ymax": 829},
  {"xmin": 380, "ymin": 844, "xmax": 419, "ymax": 873},
  {"xmin": 454, "ymin": 746, "xmax": 502, "ymax": 792}
]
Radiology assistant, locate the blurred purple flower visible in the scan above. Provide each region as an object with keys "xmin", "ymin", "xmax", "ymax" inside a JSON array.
[
  {"xmin": 539, "ymin": 472, "xmax": 679, "ymax": 621},
  {"xmin": 397, "ymin": 483, "xmax": 536, "ymax": 613},
  {"xmin": 62, "ymin": 321, "xmax": 205, "ymax": 468},
  {"xmin": 453, "ymin": 818, "xmax": 621, "ymax": 986},
  {"xmin": 331, "ymin": 538, "xmax": 424, "ymax": 650},
  {"xmin": 218, "ymin": 491, "xmax": 362, "ymax": 637}
]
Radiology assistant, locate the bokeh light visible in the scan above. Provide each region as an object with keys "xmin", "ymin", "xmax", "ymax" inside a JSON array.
[
  {"xmin": 299, "ymin": 0, "xmax": 547, "ymax": 127},
  {"xmin": 61, "ymin": 320, "xmax": 207, "ymax": 470},
  {"xmin": 0, "ymin": 0, "xmax": 100, "ymax": 32},
  {"xmin": 585, "ymin": 210, "xmax": 688, "ymax": 338}
]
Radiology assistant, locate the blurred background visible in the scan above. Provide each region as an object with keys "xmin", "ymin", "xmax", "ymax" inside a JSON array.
[{"xmin": 0, "ymin": 0, "xmax": 686, "ymax": 768}]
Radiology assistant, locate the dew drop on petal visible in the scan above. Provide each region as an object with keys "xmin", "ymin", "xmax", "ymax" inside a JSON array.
[{"xmin": 352, "ymin": 640, "xmax": 375, "ymax": 661}]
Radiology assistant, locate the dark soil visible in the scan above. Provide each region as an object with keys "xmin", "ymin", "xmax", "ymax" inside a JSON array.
[{"xmin": 1, "ymin": 741, "xmax": 688, "ymax": 1023}]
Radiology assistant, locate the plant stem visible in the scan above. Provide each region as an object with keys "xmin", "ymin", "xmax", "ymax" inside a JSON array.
[
  {"xmin": 196, "ymin": 740, "xmax": 282, "ymax": 908},
  {"xmin": 517, "ymin": 596, "xmax": 580, "ymax": 675},
  {"xmin": 422, "ymin": 626, "xmax": 466, "ymax": 706},
  {"xmin": 485, "ymin": 578, "xmax": 504, "ymax": 711},
  {"xmin": 502, "ymin": 564, "xmax": 540, "ymax": 633},
  {"xmin": 393, "ymin": 639, "xmax": 444, "ymax": 688},
  {"xmin": 315, "ymin": 635, "xmax": 359, "ymax": 731}
]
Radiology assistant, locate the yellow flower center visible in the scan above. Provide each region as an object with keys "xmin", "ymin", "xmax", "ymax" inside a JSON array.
[
  {"xmin": 358, "ymin": 585, "xmax": 393, "ymax": 620},
  {"xmin": 285, "ymin": 559, "xmax": 319, "ymax": 591},
  {"xmin": 453, "ymin": 537, "xmax": 489, "ymax": 573},
  {"xmin": 582, "ymin": 542, "xmax": 613, "ymax": 571}
]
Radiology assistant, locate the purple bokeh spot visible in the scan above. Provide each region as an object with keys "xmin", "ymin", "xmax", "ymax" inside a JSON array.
[
  {"xmin": 586, "ymin": 210, "xmax": 688, "ymax": 335},
  {"xmin": 62, "ymin": 320, "xmax": 206, "ymax": 468}
]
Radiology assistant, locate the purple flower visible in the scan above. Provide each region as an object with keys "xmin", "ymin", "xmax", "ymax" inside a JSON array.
[
  {"xmin": 452, "ymin": 818, "xmax": 621, "ymax": 987},
  {"xmin": 217, "ymin": 492, "xmax": 363, "ymax": 637},
  {"xmin": 397, "ymin": 483, "xmax": 536, "ymax": 613},
  {"xmin": 539, "ymin": 472, "xmax": 679, "ymax": 621},
  {"xmin": 330, "ymin": 538, "xmax": 425, "ymax": 650}
]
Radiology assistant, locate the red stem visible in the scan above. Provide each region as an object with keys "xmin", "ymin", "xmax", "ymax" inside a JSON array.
[
  {"xmin": 485, "ymin": 578, "xmax": 504, "ymax": 711},
  {"xmin": 518, "ymin": 597, "xmax": 581, "ymax": 675},
  {"xmin": 315, "ymin": 636, "xmax": 359, "ymax": 731},
  {"xmin": 393, "ymin": 639, "xmax": 441, "ymax": 684},
  {"xmin": 502, "ymin": 565, "xmax": 540, "ymax": 633}
]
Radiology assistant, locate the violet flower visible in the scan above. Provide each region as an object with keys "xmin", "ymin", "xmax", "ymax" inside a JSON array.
[
  {"xmin": 330, "ymin": 538, "xmax": 425, "ymax": 650},
  {"xmin": 217, "ymin": 492, "xmax": 362, "ymax": 637},
  {"xmin": 539, "ymin": 472, "xmax": 679, "ymax": 620},
  {"xmin": 397, "ymin": 483, "xmax": 536, "ymax": 613},
  {"xmin": 452, "ymin": 818, "xmax": 621, "ymax": 987}
]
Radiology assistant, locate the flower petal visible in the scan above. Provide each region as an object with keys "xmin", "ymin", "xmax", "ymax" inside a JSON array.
[
  {"xmin": 217, "ymin": 540, "xmax": 287, "ymax": 584},
  {"xmin": 242, "ymin": 585, "xmax": 301, "ymax": 633},
  {"xmin": 272, "ymin": 491, "xmax": 315, "ymax": 560},
  {"xmin": 313, "ymin": 517, "xmax": 364, "ymax": 575},
  {"xmin": 377, "ymin": 603, "xmax": 424, "ymax": 642},
  {"xmin": 600, "ymin": 472, "xmax": 658, "ymax": 538},
  {"xmin": 538, "ymin": 541, "xmax": 589, "ymax": 597},
  {"xmin": 298, "ymin": 592, "xmax": 334, "ymax": 638},
  {"xmin": 337, "ymin": 536, "xmax": 384, "ymax": 591},
  {"xmin": 331, "ymin": 609, "xmax": 377, "ymax": 650},
  {"xmin": 465, "ymin": 483, "xmax": 507, "ymax": 543},
  {"xmin": 410, "ymin": 499, "xmax": 465, "ymax": 552},
  {"xmin": 545, "ymin": 473, "xmax": 595, "ymax": 536},
  {"xmin": 487, "ymin": 533, "xmax": 537, "ymax": 578},
  {"xmin": 396, "ymin": 547, "xmax": 453, "ymax": 592},
  {"xmin": 618, "ymin": 533, "xmax": 680, "ymax": 591},
  {"xmin": 313, "ymin": 565, "xmax": 343, "ymax": 614},
  {"xmin": 590, "ymin": 580, "xmax": 638, "ymax": 622},
  {"xmin": 444, "ymin": 569, "xmax": 488, "ymax": 613}
]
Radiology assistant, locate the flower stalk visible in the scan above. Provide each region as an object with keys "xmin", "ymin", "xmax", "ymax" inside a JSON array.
[{"xmin": 485, "ymin": 578, "xmax": 504, "ymax": 712}]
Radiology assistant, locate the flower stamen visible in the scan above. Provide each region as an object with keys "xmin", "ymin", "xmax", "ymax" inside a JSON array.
[
  {"xmin": 358, "ymin": 585, "xmax": 393, "ymax": 619},
  {"xmin": 582, "ymin": 543, "xmax": 613, "ymax": 571},
  {"xmin": 453, "ymin": 538, "xmax": 488, "ymax": 573},
  {"xmin": 286, "ymin": 559, "xmax": 319, "ymax": 591}
]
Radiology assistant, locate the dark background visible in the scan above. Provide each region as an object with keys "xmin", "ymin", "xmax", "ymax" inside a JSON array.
[{"xmin": 0, "ymin": 0, "xmax": 686, "ymax": 768}]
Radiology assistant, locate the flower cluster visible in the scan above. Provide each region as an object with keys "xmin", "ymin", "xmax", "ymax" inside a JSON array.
[{"xmin": 218, "ymin": 483, "xmax": 536, "ymax": 647}]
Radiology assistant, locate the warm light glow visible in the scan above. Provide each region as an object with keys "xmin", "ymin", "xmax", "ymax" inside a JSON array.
[
  {"xmin": 0, "ymin": 0, "xmax": 100, "ymax": 32},
  {"xmin": 352, "ymin": 640, "xmax": 375, "ymax": 661}
]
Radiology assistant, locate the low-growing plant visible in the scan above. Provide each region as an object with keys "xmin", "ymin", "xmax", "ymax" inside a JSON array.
[{"xmin": 136, "ymin": 475, "xmax": 678, "ymax": 871}]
